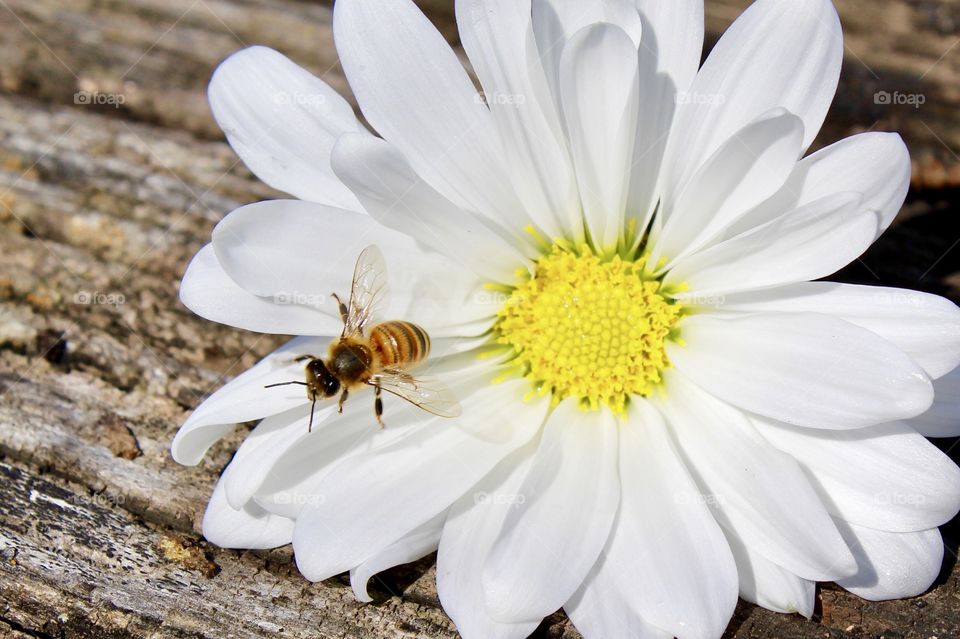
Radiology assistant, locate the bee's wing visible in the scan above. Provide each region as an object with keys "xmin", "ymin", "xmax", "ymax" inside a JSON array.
[
  {"xmin": 343, "ymin": 245, "xmax": 389, "ymax": 337},
  {"xmin": 371, "ymin": 369, "xmax": 463, "ymax": 418}
]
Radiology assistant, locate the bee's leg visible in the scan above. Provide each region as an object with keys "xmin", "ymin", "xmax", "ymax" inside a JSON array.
[
  {"xmin": 338, "ymin": 388, "xmax": 349, "ymax": 414},
  {"xmin": 307, "ymin": 398, "xmax": 317, "ymax": 433},
  {"xmin": 374, "ymin": 384, "xmax": 385, "ymax": 428},
  {"xmin": 294, "ymin": 354, "xmax": 317, "ymax": 363},
  {"xmin": 331, "ymin": 293, "xmax": 349, "ymax": 324}
]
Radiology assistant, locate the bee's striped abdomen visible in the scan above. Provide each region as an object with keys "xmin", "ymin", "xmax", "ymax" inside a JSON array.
[{"xmin": 369, "ymin": 321, "xmax": 430, "ymax": 368}]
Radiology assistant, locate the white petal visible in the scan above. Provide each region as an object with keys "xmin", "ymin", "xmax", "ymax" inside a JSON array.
[
  {"xmin": 202, "ymin": 472, "xmax": 295, "ymax": 550},
  {"xmin": 223, "ymin": 403, "xmax": 335, "ymax": 509},
  {"xmin": 727, "ymin": 132, "xmax": 911, "ymax": 238},
  {"xmin": 657, "ymin": 371, "xmax": 857, "ymax": 581},
  {"xmin": 907, "ymin": 367, "xmax": 960, "ymax": 437},
  {"xmin": 334, "ymin": 0, "xmax": 523, "ymax": 222},
  {"xmin": 179, "ymin": 244, "xmax": 342, "ymax": 337},
  {"xmin": 252, "ymin": 398, "xmax": 403, "ymax": 518},
  {"xmin": 633, "ymin": 0, "xmax": 703, "ymax": 93},
  {"xmin": 533, "ymin": 0, "xmax": 643, "ymax": 114},
  {"xmin": 559, "ymin": 23, "xmax": 640, "ymax": 250},
  {"xmin": 171, "ymin": 336, "xmax": 329, "ymax": 466},
  {"xmin": 834, "ymin": 522, "xmax": 944, "ymax": 601},
  {"xmin": 350, "ymin": 511, "xmax": 446, "ymax": 603},
  {"xmin": 208, "ymin": 345, "xmax": 499, "ymax": 511},
  {"xmin": 667, "ymin": 312, "xmax": 934, "ymax": 429},
  {"xmin": 707, "ymin": 282, "xmax": 960, "ymax": 379},
  {"xmin": 754, "ymin": 419, "xmax": 960, "ymax": 533},
  {"xmin": 437, "ymin": 445, "xmax": 543, "ymax": 639},
  {"xmin": 665, "ymin": 191, "xmax": 875, "ymax": 296},
  {"xmin": 253, "ymin": 353, "xmax": 509, "ymax": 518},
  {"xmin": 568, "ymin": 400, "xmax": 737, "ymax": 639},
  {"xmin": 626, "ymin": 0, "xmax": 705, "ymax": 232},
  {"xmin": 625, "ymin": 71, "xmax": 674, "ymax": 241},
  {"xmin": 724, "ymin": 534, "xmax": 815, "ymax": 618},
  {"xmin": 566, "ymin": 573, "xmax": 672, "ymax": 639},
  {"xmin": 211, "ymin": 200, "xmax": 392, "ymax": 304},
  {"xmin": 208, "ymin": 46, "xmax": 366, "ymax": 210},
  {"xmin": 331, "ymin": 133, "xmax": 528, "ymax": 283},
  {"xmin": 652, "ymin": 109, "xmax": 804, "ymax": 265},
  {"xmin": 482, "ymin": 401, "xmax": 620, "ymax": 623},
  {"xmin": 456, "ymin": 0, "xmax": 579, "ymax": 239},
  {"xmin": 547, "ymin": 0, "xmax": 643, "ymax": 45},
  {"xmin": 210, "ymin": 200, "xmax": 492, "ymax": 335},
  {"xmin": 292, "ymin": 380, "xmax": 548, "ymax": 581},
  {"xmin": 662, "ymin": 0, "xmax": 842, "ymax": 196}
]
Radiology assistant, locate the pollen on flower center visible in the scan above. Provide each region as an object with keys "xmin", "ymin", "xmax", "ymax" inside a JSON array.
[{"xmin": 494, "ymin": 244, "xmax": 682, "ymax": 413}]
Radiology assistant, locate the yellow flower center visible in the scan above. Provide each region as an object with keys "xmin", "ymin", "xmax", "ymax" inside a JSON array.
[{"xmin": 494, "ymin": 244, "xmax": 682, "ymax": 413}]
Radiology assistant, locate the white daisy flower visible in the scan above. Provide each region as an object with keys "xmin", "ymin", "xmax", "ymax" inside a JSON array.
[{"xmin": 172, "ymin": 0, "xmax": 960, "ymax": 637}]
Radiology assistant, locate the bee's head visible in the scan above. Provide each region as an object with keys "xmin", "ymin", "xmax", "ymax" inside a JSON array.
[{"xmin": 306, "ymin": 358, "xmax": 341, "ymax": 397}]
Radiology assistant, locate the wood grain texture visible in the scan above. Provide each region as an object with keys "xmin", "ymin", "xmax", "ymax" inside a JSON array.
[{"xmin": 0, "ymin": 1, "xmax": 959, "ymax": 637}]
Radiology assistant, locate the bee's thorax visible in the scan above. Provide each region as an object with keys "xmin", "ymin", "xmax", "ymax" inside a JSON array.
[{"xmin": 329, "ymin": 341, "xmax": 373, "ymax": 384}]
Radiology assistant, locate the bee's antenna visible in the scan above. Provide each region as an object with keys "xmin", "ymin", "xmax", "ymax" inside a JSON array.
[
  {"xmin": 263, "ymin": 380, "xmax": 317, "ymax": 433},
  {"xmin": 264, "ymin": 381, "xmax": 309, "ymax": 389}
]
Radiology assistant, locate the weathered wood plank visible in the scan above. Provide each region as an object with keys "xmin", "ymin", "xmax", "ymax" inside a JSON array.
[{"xmin": 0, "ymin": 462, "xmax": 459, "ymax": 639}]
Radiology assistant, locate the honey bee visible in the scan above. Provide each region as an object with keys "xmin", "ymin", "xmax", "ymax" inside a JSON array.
[{"xmin": 265, "ymin": 245, "xmax": 462, "ymax": 431}]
